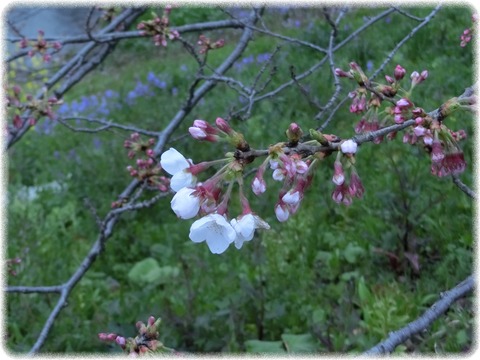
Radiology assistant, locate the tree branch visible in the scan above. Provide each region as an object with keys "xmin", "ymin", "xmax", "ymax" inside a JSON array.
[{"xmin": 363, "ymin": 275, "xmax": 474, "ymax": 355}]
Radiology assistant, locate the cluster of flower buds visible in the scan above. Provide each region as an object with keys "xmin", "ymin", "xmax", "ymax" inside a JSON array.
[
  {"xmin": 330, "ymin": 140, "xmax": 364, "ymax": 205},
  {"xmin": 19, "ymin": 30, "xmax": 62, "ymax": 62},
  {"xmin": 137, "ymin": 7, "xmax": 179, "ymax": 47},
  {"xmin": 197, "ymin": 34, "xmax": 225, "ymax": 54},
  {"xmin": 120, "ymin": 133, "xmax": 170, "ymax": 196},
  {"xmin": 6, "ymin": 258, "xmax": 22, "ymax": 276},
  {"xmin": 400, "ymin": 101, "xmax": 468, "ymax": 178},
  {"xmin": 6, "ymin": 85, "xmax": 62, "ymax": 133},
  {"xmin": 460, "ymin": 13, "xmax": 477, "ymax": 47},
  {"xmin": 99, "ymin": 316, "xmax": 175, "ymax": 356},
  {"xmin": 337, "ymin": 63, "xmax": 467, "ymax": 177}
]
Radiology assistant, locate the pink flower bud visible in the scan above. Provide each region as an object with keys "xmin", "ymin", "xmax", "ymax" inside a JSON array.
[
  {"xmin": 274, "ymin": 203, "xmax": 290, "ymax": 222},
  {"xmin": 252, "ymin": 176, "xmax": 266, "ymax": 195},
  {"xmin": 385, "ymin": 75, "xmax": 395, "ymax": 84},
  {"xmin": 115, "ymin": 336, "xmax": 126, "ymax": 347},
  {"xmin": 396, "ymin": 98, "xmax": 412, "ymax": 108},
  {"xmin": 282, "ymin": 190, "xmax": 300, "ymax": 205},
  {"xmin": 431, "ymin": 140, "xmax": 444, "ymax": 162},
  {"xmin": 189, "ymin": 126, "xmax": 207, "ymax": 139},
  {"xmin": 413, "ymin": 126, "xmax": 426, "ymax": 137},
  {"xmin": 394, "ymin": 114, "xmax": 404, "ymax": 124},
  {"xmin": 335, "ymin": 68, "xmax": 351, "ymax": 77},
  {"xmin": 394, "ymin": 65, "xmax": 406, "ymax": 80},
  {"xmin": 215, "ymin": 117, "xmax": 232, "ymax": 134},
  {"xmin": 332, "ymin": 161, "xmax": 345, "ymax": 185},
  {"xmin": 148, "ymin": 316, "xmax": 156, "ymax": 326}
]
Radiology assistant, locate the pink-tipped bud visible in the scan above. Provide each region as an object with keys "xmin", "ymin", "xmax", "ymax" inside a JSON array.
[
  {"xmin": 215, "ymin": 117, "xmax": 233, "ymax": 134},
  {"xmin": 274, "ymin": 202, "xmax": 290, "ymax": 222},
  {"xmin": 189, "ymin": 126, "xmax": 207, "ymax": 139},
  {"xmin": 252, "ymin": 176, "xmax": 266, "ymax": 195},
  {"xmin": 394, "ymin": 65, "xmax": 406, "ymax": 80},
  {"xmin": 394, "ymin": 114, "xmax": 404, "ymax": 124},
  {"xmin": 148, "ymin": 316, "xmax": 156, "ymax": 327},
  {"xmin": 413, "ymin": 125, "xmax": 426, "ymax": 137},
  {"xmin": 146, "ymin": 149, "xmax": 154, "ymax": 157},
  {"xmin": 286, "ymin": 122, "xmax": 303, "ymax": 142},
  {"xmin": 335, "ymin": 68, "xmax": 351, "ymax": 78},
  {"xmin": 431, "ymin": 140, "xmax": 444, "ymax": 162},
  {"xmin": 396, "ymin": 98, "xmax": 412, "ymax": 108},
  {"xmin": 115, "ymin": 336, "xmax": 126, "ymax": 347},
  {"xmin": 332, "ymin": 161, "xmax": 345, "ymax": 185},
  {"xmin": 415, "ymin": 117, "xmax": 424, "ymax": 125},
  {"xmin": 130, "ymin": 132, "xmax": 140, "ymax": 141},
  {"xmin": 385, "ymin": 75, "xmax": 395, "ymax": 84}
]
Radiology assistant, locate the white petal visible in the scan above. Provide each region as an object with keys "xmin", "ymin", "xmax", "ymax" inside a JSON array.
[
  {"xmin": 189, "ymin": 219, "xmax": 210, "ymax": 243},
  {"xmin": 170, "ymin": 171, "xmax": 196, "ymax": 192},
  {"xmin": 160, "ymin": 148, "xmax": 190, "ymax": 175},
  {"xmin": 238, "ymin": 214, "xmax": 255, "ymax": 240},
  {"xmin": 206, "ymin": 234, "xmax": 231, "ymax": 254},
  {"xmin": 171, "ymin": 188, "xmax": 200, "ymax": 219}
]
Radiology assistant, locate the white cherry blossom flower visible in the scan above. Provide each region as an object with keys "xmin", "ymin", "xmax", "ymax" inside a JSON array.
[
  {"xmin": 231, "ymin": 214, "xmax": 270, "ymax": 249},
  {"xmin": 189, "ymin": 214, "xmax": 236, "ymax": 254},
  {"xmin": 171, "ymin": 187, "xmax": 200, "ymax": 219},
  {"xmin": 160, "ymin": 148, "xmax": 197, "ymax": 191}
]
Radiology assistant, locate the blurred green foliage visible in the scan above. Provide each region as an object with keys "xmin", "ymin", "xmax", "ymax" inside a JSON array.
[{"xmin": 6, "ymin": 5, "xmax": 474, "ymax": 355}]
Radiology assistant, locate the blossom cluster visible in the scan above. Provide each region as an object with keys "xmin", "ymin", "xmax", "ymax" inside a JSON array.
[
  {"xmin": 118, "ymin": 62, "xmax": 471, "ymax": 255},
  {"xmin": 136, "ymin": 6, "xmax": 180, "ymax": 47},
  {"xmin": 336, "ymin": 62, "xmax": 468, "ymax": 178},
  {"xmin": 114, "ymin": 133, "xmax": 170, "ymax": 208},
  {"xmin": 160, "ymin": 118, "xmax": 271, "ymax": 254},
  {"xmin": 19, "ymin": 30, "xmax": 62, "ymax": 62},
  {"xmin": 156, "ymin": 116, "xmax": 365, "ymax": 254},
  {"xmin": 460, "ymin": 13, "xmax": 477, "ymax": 47},
  {"xmin": 6, "ymin": 85, "xmax": 62, "ymax": 134},
  {"xmin": 99, "ymin": 316, "xmax": 176, "ymax": 356},
  {"xmin": 197, "ymin": 34, "xmax": 225, "ymax": 54}
]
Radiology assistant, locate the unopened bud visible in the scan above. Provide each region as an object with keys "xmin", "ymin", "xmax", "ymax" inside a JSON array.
[
  {"xmin": 394, "ymin": 65, "xmax": 406, "ymax": 80},
  {"xmin": 215, "ymin": 117, "xmax": 233, "ymax": 134},
  {"xmin": 286, "ymin": 122, "xmax": 303, "ymax": 143}
]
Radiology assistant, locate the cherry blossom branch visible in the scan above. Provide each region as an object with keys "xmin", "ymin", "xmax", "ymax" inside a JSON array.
[
  {"xmin": 6, "ymin": 19, "xmax": 246, "ymax": 55},
  {"xmin": 363, "ymin": 274, "xmax": 474, "ymax": 355},
  {"xmin": 317, "ymin": 5, "xmax": 441, "ymax": 126},
  {"xmin": 6, "ymin": 8, "xmax": 145, "ymax": 149},
  {"xmin": 10, "ymin": 11, "xmax": 260, "ymax": 355},
  {"xmin": 232, "ymin": 84, "xmax": 474, "ymax": 162}
]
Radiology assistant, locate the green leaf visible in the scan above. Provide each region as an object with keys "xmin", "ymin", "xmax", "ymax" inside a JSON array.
[
  {"xmin": 358, "ymin": 276, "xmax": 373, "ymax": 304},
  {"xmin": 343, "ymin": 243, "xmax": 365, "ymax": 264},
  {"xmin": 127, "ymin": 258, "xmax": 179, "ymax": 285},
  {"xmin": 244, "ymin": 340, "xmax": 286, "ymax": 354},
  {"xmin": 281, "ymin": 333, "xmax": 319, "ymax": 353}
]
